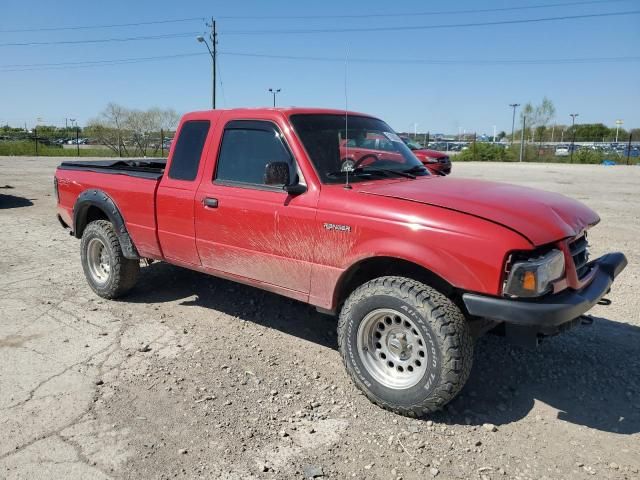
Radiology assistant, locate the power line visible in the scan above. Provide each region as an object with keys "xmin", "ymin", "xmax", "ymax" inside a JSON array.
[
  {"xmin": 0, "ymin": 53, "xmax": 206, "ymax": 72},
  {"xmin": 221, "ymin": 10, "xmax": 640, "ymax": 35},
  {"xmin": 0, "ymin": 32, "xmax": 202, "ymax": 47},
  {"xmin": 0, "ymin": 0, "xmax": 625, "ymax": 34},
  {"xmin": 217, "ymin": 0, "xmax": 630, "ymax": 19},
  {"xmin": 1, "ymin": 51, "xmax": 638, "ymax": 73},
  {"xmin": 0, "ymin": 17, "xmax": 204, "ymax": 33},
  {"xmin": 219, "ymin": 51, "xmax": 640, "ymax": 65}
]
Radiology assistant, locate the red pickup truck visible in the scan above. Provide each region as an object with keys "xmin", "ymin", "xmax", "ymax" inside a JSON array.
[{"xmin": 55, "ymin": 108, "xmax": 626, "ymax": 417}]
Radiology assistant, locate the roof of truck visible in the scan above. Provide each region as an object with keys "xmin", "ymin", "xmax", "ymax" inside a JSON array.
[{"xmin": 183, "ymin": 107, "xmax": 377, "ymax": 119}]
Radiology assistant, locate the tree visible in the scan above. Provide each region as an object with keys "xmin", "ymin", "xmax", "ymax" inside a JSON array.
[
  {"xmin": 569, "ymin": 123, "xmax": 610, "ymax": 142},
  {"xmin": 520, "ymin": 97, "xmax": 556, "ymax": 141},
  {"xmin": 535, "ymin": 97, "xmax": 556, "ymax": 130},
  {"xmin": 85, "ymin": 103, "xmax": 131, "ymax": 156},
  {"xmin": 85, "ymin": 103, "xmax": 180, "ymax": 156}
]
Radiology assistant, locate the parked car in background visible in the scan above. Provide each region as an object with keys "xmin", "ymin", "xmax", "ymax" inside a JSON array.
[
  {"xmin": 400, "ymin": 137, "xmax": 452, "ymax": 175},
  {"xmin": 555, "ymin": 146, "xmax": 570, "ymax": 157}
]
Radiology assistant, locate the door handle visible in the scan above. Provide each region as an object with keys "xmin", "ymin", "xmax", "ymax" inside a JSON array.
[{"xmin": 202, "ymin": 197, "xmax": 218, "ymax": 208}]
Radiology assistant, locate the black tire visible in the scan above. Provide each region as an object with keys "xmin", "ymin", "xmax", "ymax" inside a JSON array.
[
  {"xmin": 80, "ymin": 220, "xmax": 139, "ymax": 299},
  {"xmin": 338, "ymin": 276, "xmax": 473, "ymax": 417}
]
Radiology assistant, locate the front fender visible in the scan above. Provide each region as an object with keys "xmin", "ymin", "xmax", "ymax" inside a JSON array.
[{"xmin": 341, "ymin": 236, "xmax": 488, "ymax": 293}]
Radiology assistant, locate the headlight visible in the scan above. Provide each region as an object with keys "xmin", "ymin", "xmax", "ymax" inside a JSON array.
[
  {"xmin": 424, "ymin": 157, "xmax": 439, "ymax": 163},
  {"xmin": 503, "ymin": 249, "xmax": 565, "ymax": 298}
]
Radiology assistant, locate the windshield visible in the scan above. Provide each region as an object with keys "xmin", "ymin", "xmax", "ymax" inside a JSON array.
[{"xmin": 290, "ymin": 114, "xmax": 429, "ymax": 184}]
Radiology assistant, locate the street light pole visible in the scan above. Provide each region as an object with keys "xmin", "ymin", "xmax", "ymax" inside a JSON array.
[
  {"xmin": 509, "ymin": 103, "xmax": 520, "ymax": 146},
  {"xmin": 519, "ymin": 115, "xmax": 526, "ymax": 162},
  {"xmin": 569, "ymin": 113, "xmax": 579, "ymax": 163},
  {"xmin": 197, "ymin": 18, "xmax": 217, "ymax": 109},
  {"xmin": 268, "ymin": 88, "xmax": 281, "ymax": 107},
  {"xmin": 615, "ymin": 119, "xmax": 623, "ymax": 143}
]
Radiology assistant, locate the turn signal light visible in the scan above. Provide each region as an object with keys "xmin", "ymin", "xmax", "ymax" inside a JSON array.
[{"xmin": 522, "ymin": 271, "xmax": 536, "ymax": 291}]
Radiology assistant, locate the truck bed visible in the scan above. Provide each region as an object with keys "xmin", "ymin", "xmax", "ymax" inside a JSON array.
[
  {"xmin": 58, "ymin": 159, "xmax": 166, "ymax": 180},
  {"xmin": 56, "ymin": 159, "xmax": 165, "ymax": 258}
]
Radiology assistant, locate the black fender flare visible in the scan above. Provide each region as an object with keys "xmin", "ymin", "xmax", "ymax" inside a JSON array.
[{"xmin": 73, "ymin": 189, "xmax": 139, "ymax": 259}]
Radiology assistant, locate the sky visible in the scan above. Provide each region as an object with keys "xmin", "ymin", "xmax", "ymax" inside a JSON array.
[{"xmin": 1, "ymin": 0, "xmax": 639, "ymax": 135}]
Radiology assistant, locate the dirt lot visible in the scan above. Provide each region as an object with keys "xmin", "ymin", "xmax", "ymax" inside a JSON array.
[{"xmin": 1, "ymin": 157, "xmax": 638, "ymax": 480}]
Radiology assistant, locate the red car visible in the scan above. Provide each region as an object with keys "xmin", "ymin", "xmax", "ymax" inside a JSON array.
[
  {"xmin": 401, "ymin": 136, "xmax": 452, "ymax": 175},
  {"xmin": 55, "ymin": 108, "xmax": 626, "ymax": 417},
  {"xmin": 338, "ymin": 133, "xmax": 405, "ymax": 171}
]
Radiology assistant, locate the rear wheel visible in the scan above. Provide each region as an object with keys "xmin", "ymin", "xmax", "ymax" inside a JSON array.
[
  {"xmin": 80, "ymin": 220, "xmax": 139, "ymax": 299},
  {"xmin": 338, "ymin": 276, "xmax": 473, "ymax": 417}
]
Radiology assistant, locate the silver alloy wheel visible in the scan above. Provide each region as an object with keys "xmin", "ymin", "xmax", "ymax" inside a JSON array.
[
  {"xmin": 86, "ymin": 237, "xmax": 111, "ymax": 284},
  {"xmin": 357, "ymin": 308, "xmax": 429, "ymax": 389}
]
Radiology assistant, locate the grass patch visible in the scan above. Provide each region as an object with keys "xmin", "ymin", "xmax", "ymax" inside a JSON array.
[
  {"xmin": 454, "ymin": 144, "xmax": 636, "ymax": 165},
  {"xmin": 0, "ymin": 141, "xmax": 168, "ymax": 158}
]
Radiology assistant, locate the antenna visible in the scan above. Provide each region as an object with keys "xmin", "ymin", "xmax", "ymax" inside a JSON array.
[{"xmin": 344, "ymin": 48, "xmax": 352, "ymax": 190}]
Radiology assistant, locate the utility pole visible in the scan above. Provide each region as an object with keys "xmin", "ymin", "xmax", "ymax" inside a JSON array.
[
  {"xmin": 569, "ymin": 113, "xmax": 579, "ymax": 163},
  {"xmin": 509, "ymin": 103, "xmax": 520, "ymax": 145},
  {"xmin": 212, "ymin": 19, "xmax": 216, "ymax": 109},
  {"xmin": 268, "ymin": 88, "xmax": 281, "ymax": 107},
  {"xmin": 197, "ymin": 18, "xmax": 217, "ymax": 109},
  {"xmin": 519, "ymin": 115, "xmax": 526, "ymax": 162}
]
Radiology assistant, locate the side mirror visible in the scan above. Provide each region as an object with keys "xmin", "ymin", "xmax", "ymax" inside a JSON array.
[
  {"xmin": 264, "ymin": 161, "xmax": 290, "ymax": 186},
  {"xmin": 264, "ymin": 161, "xmax": 307, "ymax": 195},
  {"xmin": 284, "ymin": 183, "xmax": 307, "ymax": 195}
]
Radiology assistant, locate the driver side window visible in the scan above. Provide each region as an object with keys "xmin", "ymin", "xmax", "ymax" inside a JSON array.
[{"xmin": 215, "ymin": 121, "xmax": 295, "ymax": 187}]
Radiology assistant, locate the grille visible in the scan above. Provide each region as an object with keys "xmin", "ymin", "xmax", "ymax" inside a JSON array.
[
  {"xmin": 439, "ymin": 156, "xmax": 450, "ymax": 164},
  {"xmin": 569, "ymin": 234, "xmax": 590, "ymax": 279}
]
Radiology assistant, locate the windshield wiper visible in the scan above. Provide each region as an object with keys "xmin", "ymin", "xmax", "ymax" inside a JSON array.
[
  {"xmin": 326, "ymin": 168, "xmax": 383, "ymax": 179},
  {"xmin": 402, "ymin": 165, "xmax": 429, "ymax": 175},
  {"xmin": 361, "ymin": 166, "xmax": 416, "ymax": 179},
  {"xmin": 327, "ymin": 167, "xmax": 416, "ymax": 180}
]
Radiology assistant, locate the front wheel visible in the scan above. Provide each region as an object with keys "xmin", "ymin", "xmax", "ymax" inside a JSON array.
[
  {"xmin": 80, "ymin": 220, "xmax": 139, "ymax": 299},
  {"xmin": 338, "ymin": 276, "xmax": 473, "ymax": 417}
]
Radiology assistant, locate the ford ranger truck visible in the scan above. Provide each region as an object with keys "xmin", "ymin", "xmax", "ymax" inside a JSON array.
[{"xmin": 54, "ymin": 108, "xmax": 627, "ymax": 417}]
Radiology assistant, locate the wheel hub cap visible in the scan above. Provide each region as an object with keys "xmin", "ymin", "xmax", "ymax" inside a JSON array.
[
  {"xmin": 356, "ymin": 308, "xmax": 429, "ymax": 390},
  {"xmin": 87, "ymin": 238, "xmax": 110, "ymax": 285},
  {"xmin": 387, "ymin": 333, "xmax": 412, "ymax": 360}
]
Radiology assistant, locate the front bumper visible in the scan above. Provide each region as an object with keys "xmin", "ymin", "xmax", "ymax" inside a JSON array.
[{"xmin": 462, "ymin": 252, "xmax": 627, "ymax": 328}]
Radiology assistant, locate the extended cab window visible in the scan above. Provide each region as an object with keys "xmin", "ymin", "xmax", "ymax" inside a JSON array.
[
  {"xmin": 168, "ymin": 120, "xmax": 210, "ymax": 181},
  {"xmin": 215, "ymin": 121, "xmax": 294, "ymax": 187}
]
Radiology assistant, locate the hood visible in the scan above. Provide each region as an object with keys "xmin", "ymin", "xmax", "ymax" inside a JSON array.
[{"xmin": 359, "ymin": 177, "xmax": 599, "ymax": 246}]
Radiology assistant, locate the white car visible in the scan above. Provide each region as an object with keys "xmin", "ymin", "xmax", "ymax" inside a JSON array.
[{"xmin": 555, "ymin": 146, "xmax": 570, "ymax": 157}]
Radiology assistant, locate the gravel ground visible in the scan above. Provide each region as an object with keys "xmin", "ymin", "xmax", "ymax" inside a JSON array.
[{"xmin": 1, "ymin": 157, "xmax": 638, "ymax": 480}]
